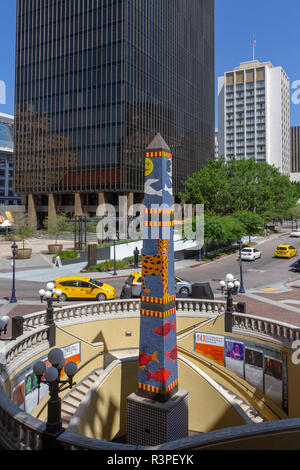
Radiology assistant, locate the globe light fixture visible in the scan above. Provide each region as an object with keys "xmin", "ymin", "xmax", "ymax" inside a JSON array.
[
  {"xmin": 220, "ymin": 274, "xmax": 240, "ymax": 333},
  {"xmin": 33, "ymin": 348, "xmax": 78, "ymax": 449},
  {"xmin": 38, "ymin": 283, "xmax": 62, "ymax": 347},
  {"xmin": 237, "ymin": 239, "xmax": 246, "ymax": 293},
  {"xmin": 9, "ymin": 242, "xmax": 18, "ymax": 303}
]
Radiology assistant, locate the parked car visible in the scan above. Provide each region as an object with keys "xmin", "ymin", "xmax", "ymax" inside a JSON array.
[
  {"xmin": 175, "ymin": 276, "xmax": 193, "ymax": 297},
  {"xmin": 240, "ymin": 247, "xmax": 261, "ymax": 261},
  {"xmin": 290, "ymin": 229, "xmax": 300, "ymax": 238},
  {"xmin": 120, "ymin": 272, "xmax": 192, "ymax": 298},
  {"xmin": 294, "ymin": 259, "xmax": 300, "ymax": 272},
  {"xmin": 54, "ymin": 276, "xmax": 115, "ymax": 301},
  {"xmin": 274, "ymin": 245, "xmax": 297, "ymax": 259}
]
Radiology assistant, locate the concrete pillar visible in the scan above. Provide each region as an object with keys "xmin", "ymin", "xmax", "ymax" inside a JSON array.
[
  {"xmin": 28, "ymin": 194, "xmax": 37, "ymax": 228},
  {"xmin": 98, "ymin": 192, "xmax": 107, "ymax": 206},
  {"xmin": 96, "ymin": 192, "xmax": 108, "ymax": 217},
  {"xmin": 48, "ymin": 194, "xmax": 57, "ymax": 219},
  {"xmin": 74, "ymin": 193, "xmax": 83, "ymax": 215},
  {"xmin": 126, "ymin": 192, "xmax": 134, "ymax": 216}
]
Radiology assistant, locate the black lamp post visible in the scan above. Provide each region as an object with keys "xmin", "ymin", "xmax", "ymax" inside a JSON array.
[
  {"xmin": 109, "ymin": 229, "xmax": 120, "ymax": 276},
  {"xmin": 39, "ymin": 283, "xmax": 62, "ymax": 347},
  {"xmin": 220, "ymin": 274, "xmax": 240, "ymax": 333},
  {"xmin": 33, "ymin": 348, "xmax": 78, "ymax": 450},
  {"xmin": 9, "ymin": 242, "xmax": 18, "ymax": 303},
  {"xmin": 237, "ymin": 239, "xmax": 246, "ymax": 294}
]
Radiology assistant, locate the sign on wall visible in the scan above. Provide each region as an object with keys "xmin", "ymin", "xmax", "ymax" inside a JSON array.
[
  {"xmin": 194, "ymin": 333, "xmax": 288, "ymax": 413},
  {"xmin": 195, "ymin": 333, "xmax": 225, "ymax": 366}
]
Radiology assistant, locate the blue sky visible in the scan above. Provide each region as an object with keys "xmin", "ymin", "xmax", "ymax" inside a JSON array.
[{"xmin": 0, "ymin": 0, "xmax": 300, "ymax": 127}]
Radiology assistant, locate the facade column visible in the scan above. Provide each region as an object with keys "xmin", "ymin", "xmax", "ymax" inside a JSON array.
[
  {"xmin": 74, "ymin": 193, "xmax": 83, "ymax": 216},
  {"xmin": 48, "ymin": 194, "xmax": 57, "ymax": 219},
  {"xmin": 28, "ymin": 194, "xmax": 37, "ymax": 228},
  {"xmin": 98, "ymin": 192, "xmax": 107, "ymax": 207},
  {"xmin": 126, "ymin": 192, "xmax": 134, "ymax": 216},
  {"xmin": 96, "ymin": 192, "xmax": 107, "ymax": 217}
]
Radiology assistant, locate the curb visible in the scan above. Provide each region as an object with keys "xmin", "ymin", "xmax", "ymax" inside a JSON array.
[
  {"xmin": 188, "ymin": 232, "xmax": 289, "ymax": 269},
  {"xmin": 94, "ymin": 275, "xmax": 129, "ymax": 281}
]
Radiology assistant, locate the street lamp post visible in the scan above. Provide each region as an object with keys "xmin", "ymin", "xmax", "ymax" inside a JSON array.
[
  {"xmin": 237, "ymin": 239, "xmax": 246, "ymax": 294},
  {"xmin": 220, "ymin": 274, "xmax": 240, "ymax": 333},
  {"xmin": 9, "ymin": 242, "xmax": 18, "ymax": 303},
  {"xmin": 109, "ymin": 229, "xmax": 120, "ymax": 276},
  {"xmin": 33, "ymin": 348, "xmax": 78, "ymax": 450},
  {"xmin": 39, "ymin": 283, "xmax": 62, "ymax": 347}
]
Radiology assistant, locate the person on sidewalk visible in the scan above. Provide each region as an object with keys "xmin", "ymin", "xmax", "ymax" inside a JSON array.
[{"xmin": 133, "ymin": 247, "xmax": 139, "ymax": 269}]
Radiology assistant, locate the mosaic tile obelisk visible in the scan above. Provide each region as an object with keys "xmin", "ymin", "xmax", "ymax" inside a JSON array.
[
  {"xmin": 137, "ymin": 133, "xmax": 178, "ymax": 402},
  {"xmin": 127, "ymin": 135, "xmax": 188, "ymax": 446}
]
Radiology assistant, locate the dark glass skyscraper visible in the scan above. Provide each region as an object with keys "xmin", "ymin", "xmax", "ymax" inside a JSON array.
[{"xmin": 14, "ymin": 0, "xmax": 214, "ymax": 219}]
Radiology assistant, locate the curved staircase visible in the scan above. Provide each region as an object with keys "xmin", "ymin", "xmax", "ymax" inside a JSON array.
[{"xmin": 61, "ymin": 368, "xmax": 103, "ymax": 428}]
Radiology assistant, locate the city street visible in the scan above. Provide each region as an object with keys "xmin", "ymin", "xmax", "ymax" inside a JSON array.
[{"xmin": 1, "ymin": 231, "xmax": 300, "ymax": 326}]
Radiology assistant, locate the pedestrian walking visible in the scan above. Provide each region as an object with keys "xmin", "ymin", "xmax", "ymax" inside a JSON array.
[{"xmin": 134, "ymin": 247, "xmax": 139, "ymax": 269}]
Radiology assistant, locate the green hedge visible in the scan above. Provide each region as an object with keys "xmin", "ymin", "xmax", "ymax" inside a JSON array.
[
  {"xmin": 84, "ymin": 255, "xmax": 142, "ymax": 272},
  {"xmin": 52, "ymin": 250, "xmax": 79, "ymax": 263}
]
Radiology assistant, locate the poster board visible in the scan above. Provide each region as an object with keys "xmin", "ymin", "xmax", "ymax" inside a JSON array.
[
  {"xmin": 194, "ymin": 333, "xmax": 288, "ymax": 413},
  {"xmin": 195, "ymin": 333, "xmax": 225, "ymax": 366}
]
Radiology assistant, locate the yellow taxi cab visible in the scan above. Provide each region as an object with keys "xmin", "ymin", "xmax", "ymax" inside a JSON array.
[
  {"xmin": 54, "ymin": 276, "xmax": 115, "ymax": 301},
  {"xmin": 274, "ymin": 244, "xmax": 297, "ymax": 259}
]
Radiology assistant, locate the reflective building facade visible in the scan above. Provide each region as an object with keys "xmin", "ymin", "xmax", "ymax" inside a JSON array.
[
  {"xmin": 14, "ymin": 0, "xmax": 214, "ymax": 218},
  {"xmin": 0, "ymin": 113, "xmax": 21, "ymax": 206}
]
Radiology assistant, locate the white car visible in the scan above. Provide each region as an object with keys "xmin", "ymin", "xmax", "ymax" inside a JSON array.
[
  {"xmin": 291, "ymin": 229, "xmax": 300, "ymax": 237},
  {"xmin": 240, "ymin": 247, "xmax": 261, "ymax": 261}
]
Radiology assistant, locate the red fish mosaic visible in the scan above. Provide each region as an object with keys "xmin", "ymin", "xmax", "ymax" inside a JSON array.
[
  {"xmin": 145, "ymin": 367, "xmax": 172, "ymax": 385},
  {"xmin": 154, "ymin": 320, "xmax": 176, "ymax": 339},
  {"xmin": 139, "ymin": 351, "xmax": 159, "ymax": 370},
  {"xmin": 166, "ymin": 345, "xmax": 177, "ymax": 364}
]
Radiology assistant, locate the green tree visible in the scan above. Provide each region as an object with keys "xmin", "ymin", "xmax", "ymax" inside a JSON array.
[
  {"xmin": 15, "ymin": 224, "xmax": 36, "ymax": 249},
  {"xmin": 232, "ymin": 211, "xmax": 265, "ymax": 243},
  {"xmin": 181, "ymin": 158, "xmax": 299, "ymax": 217},
  {"xmin": 201, "ymin": 214, "xmax": 246, "ymax": 255},
  {"xmin": 43, "ymin": 214, "xmax": 72, "ymax": 244}
]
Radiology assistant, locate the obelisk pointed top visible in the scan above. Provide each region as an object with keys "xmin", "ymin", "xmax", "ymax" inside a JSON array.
[{"xmin": 146, "ymin": 133, "xmax": 171, "ymax": 153}]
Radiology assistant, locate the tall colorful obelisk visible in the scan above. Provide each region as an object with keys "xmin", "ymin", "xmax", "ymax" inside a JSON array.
[{"xmin": 127, "ymin": 135, "xmax": 188, "ymax": 446}]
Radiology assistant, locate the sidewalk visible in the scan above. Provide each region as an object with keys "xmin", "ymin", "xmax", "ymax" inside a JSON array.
[
  {"xmin": 0, "ymin": 230, "xmax": 289, "ymax": 283},
  {"xmin": 0, "ymin": 237, "xmax": 75, "ymax": 273}
]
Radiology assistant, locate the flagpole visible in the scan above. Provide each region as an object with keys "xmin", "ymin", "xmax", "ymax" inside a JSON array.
[{"xmin": 252, "ymin": 34, "xmax": 256, "ymax": 61}]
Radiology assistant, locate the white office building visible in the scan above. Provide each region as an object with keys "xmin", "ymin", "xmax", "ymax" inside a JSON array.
[
  {"xmin": 0, "ymin": 113, "xmax": 21, "ymax": 206},
  {"xmin": 218, "ymin": 61, "xmax": 290, "ymax": 174},
  {"xmin": 215, "ymin": 129, "xmax": 219, "ymax": 159}
]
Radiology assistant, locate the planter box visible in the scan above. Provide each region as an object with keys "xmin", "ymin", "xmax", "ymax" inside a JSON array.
[
  {"xmin": 58, "ymin": 247, "xmax": 110, "ymax": 266},
  {"xmin": 16, "ymin": 248, "xmax": 32, "ymax": 259},
  {"xmin": 48, "ymin": 244, "xmax": 63, "ymax": 254}
]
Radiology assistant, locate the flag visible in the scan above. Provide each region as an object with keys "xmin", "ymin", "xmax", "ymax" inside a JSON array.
[{"xmin": 253, "ymin": 36, "xmax": 257, "ymax": 48}]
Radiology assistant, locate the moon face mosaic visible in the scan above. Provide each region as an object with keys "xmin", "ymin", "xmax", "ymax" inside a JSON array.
[{"xmin": 145, "ymin": 158, "xmax": 154, "ymax": 176}]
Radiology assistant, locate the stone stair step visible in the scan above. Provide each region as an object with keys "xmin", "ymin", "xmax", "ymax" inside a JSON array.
[
  {"xmin": 87, "ymin": 373, "xmax": 100, "ymax": 383},
  {"xmin": 61, "ymin": 412, "xmax": 73, "ymax": 424},
  {"xmin": 75, "ymin": 386, "xmax": 88, "ymax": 396},
  {"xmin": 64, "ymin": 397, "xmax": 81, "ymax": 408},
  {"xmin": 81, "ymin": 381, "xmax": 92, "ymax": 390},
  {"xmin": 61, "ymin": 369, "xmax": 104, "ymax": 429},
  {"xmin": 69, "ymin": 392, "xmax": 84, "ymax": 402},
  {"xmin": 61, "ymin": 402, "xmax": 78, "ymax": 415}
]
